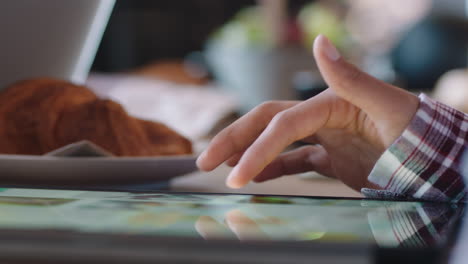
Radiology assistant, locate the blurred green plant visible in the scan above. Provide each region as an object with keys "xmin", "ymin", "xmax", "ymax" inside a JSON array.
[
  {"xmin": 298, "ymin": 2, "xmax": 348, "ymax": 50},
  {"xmin": 208, "ymin": 3, "xmax": 349, "ymax": 50},
  {"xmin": 209, "ymin": 7, "xmax": 272, "ymax": 49}
]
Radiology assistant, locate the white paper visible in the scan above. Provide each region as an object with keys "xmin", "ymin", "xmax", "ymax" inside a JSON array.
[{"xmin": 86, "ymin": 74, "xmax": 238, "ymax": 140}]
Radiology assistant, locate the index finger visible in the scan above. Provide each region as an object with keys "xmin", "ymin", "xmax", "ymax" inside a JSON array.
[
  {"xmin": 226, "ymin": 91, "xmax": 335, "ymax": 188},
  {"xmin": 197, "ymin": 101, "xmax": 299, "ymax": 171}
]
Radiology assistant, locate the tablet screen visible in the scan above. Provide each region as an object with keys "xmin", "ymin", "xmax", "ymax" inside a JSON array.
[{"xmin": 0, "ymin": 188, "xmax": 461, "ymax": 248}]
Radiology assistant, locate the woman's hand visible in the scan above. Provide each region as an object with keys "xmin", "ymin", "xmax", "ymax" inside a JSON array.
[{"xmin": 197, "ymin": 35, "xmax": 419, "ymax": 192}]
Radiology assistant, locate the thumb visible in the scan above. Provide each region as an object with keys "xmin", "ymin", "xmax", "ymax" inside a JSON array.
[{"xmin": 313, "ymin": 35, "xmax": 418, "ymax": 124}]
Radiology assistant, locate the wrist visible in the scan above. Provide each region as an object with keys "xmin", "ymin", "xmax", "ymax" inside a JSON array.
[{"xmin": 364, "ymin": 94, "xmax": 467, "ymax": 201}]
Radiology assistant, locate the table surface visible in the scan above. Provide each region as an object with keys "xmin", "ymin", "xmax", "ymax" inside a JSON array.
[{"xmin": 171, "ymin": 164, "xmax": 362, "ymax": 198}]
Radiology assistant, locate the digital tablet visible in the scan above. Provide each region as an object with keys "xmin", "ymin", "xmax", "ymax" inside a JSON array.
[{"xmin": 0, "ymin": 188, "xmax": 461, "ymax": 264}]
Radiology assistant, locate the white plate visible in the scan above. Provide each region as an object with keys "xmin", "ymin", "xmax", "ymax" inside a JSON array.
[{"xmin": 0, "ymin": 154, "xmax": 198, "ymax": 186}]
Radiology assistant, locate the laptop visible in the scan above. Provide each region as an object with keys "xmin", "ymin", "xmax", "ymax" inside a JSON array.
[{"xmin": 0, "ymin": 0, "xmax": 115, "ymax": 89}]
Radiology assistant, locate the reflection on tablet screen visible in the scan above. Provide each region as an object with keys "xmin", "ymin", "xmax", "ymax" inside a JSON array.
[{"xmin": 0, "ymin": 188, "xmax": 461, "ymax": 248}]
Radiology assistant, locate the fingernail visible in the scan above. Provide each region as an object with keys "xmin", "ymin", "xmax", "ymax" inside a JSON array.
[
  {"xmin": 226, "ymin": 167, "xmax": 242, "ymax": 189},
  {"xmin": 196, "ymin": 151, "xmax": 207, "ymax": 169},
  {"xmin": 316, "ymin": 35, "xmax": 341, "ymax": 61}
]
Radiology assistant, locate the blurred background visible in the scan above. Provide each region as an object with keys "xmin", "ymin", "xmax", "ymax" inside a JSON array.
[{"xmin": 87, "ymin": 0, "xmax": 468, "ymax": 144}]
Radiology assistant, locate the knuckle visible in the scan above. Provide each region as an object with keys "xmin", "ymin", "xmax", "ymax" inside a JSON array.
[
  {"xmin": 270, "ymin": 111, "xmax": 292, "ymax": 129},
  {"xmin": 255, "ymin": 101, "xmax": 290, "ymax": 125},
  {"xmin": 269, "ymin": 110, "xmax": 304, "ymax": 142},
  {"xmin": 255, "ymin": 100, "xmax": 281, "ymax": 113}
]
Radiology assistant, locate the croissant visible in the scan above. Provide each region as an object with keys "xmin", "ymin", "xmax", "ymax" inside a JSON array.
[{"xmin": 0, "ymin": 79, "xmax": 192, "ymax": 156}]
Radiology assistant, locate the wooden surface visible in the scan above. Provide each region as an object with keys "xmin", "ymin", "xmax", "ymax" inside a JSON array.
[{"xmin": 171, "ymin": 164, "xmax": 362, "ymax": 198}]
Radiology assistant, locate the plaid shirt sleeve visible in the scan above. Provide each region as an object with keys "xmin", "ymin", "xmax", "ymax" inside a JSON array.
[{"xmin": 361, "ymin": 94, "xmax": 468, "ymax": 202}]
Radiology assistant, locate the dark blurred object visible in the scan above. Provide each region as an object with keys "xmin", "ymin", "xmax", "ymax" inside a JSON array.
[
  {"xmin": 92, "ymin": 0, "xmax": 254, "ymax": 72},
  {"xmin": 92, "ymin": 0, "xmax": 313, "ymax": 73},
  {"xmin": 391, "ymin": 16, "xmax": 468, "ymax": 91},
  {"xmin": 293, "ymin": 71, "xmax": 327, "ymax": 100}
]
